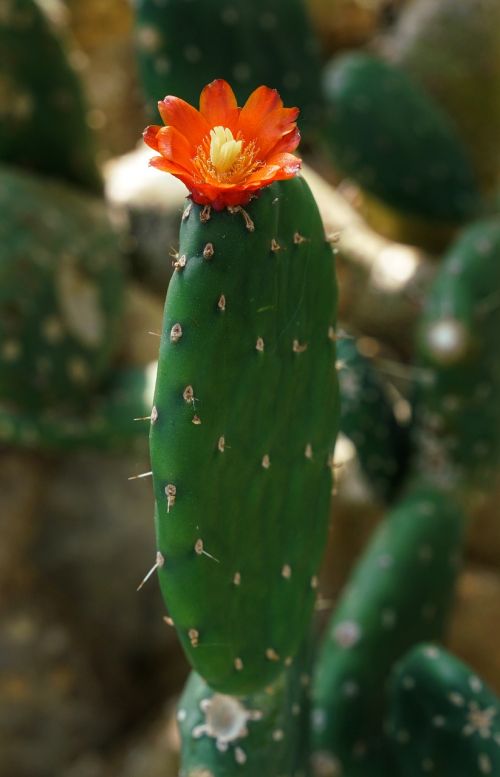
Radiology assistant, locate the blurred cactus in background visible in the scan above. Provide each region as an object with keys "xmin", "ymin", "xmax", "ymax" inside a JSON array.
[{"xmin": 1, "ymin": 0, "xmax": 500, "ymax": 775}]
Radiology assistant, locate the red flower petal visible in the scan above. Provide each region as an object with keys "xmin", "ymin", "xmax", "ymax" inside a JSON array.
[
  {"xmin": 245, "ymin": 153, "xmax": 302, "ymax": 185},
  {"xmin": 266, "ymin": 125, "xmax": 301, "ymax": 157},
  {"xmin": 200, "ymin": 79, "xmax": 239, "ymax": 134},
  {"xmin": 149, "ymin": 156, "xmax": 195, "ymax": 188},
  {"xmin": 238, "ymin": 86, "xmax": 300, "ymax": 156},
  {"xmin": 143, "ymin": 124, "xmax": 162, "ymax": 151},
  {"xmin": 155, "ymin": 126, "xmax": 195, "ymax": 172},
  {"xmin": 157, "ymin": 96, "xmax": 210, "ymax": 149}
]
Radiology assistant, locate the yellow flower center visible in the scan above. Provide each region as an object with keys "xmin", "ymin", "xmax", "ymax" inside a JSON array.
[{"xmin": 209, "ymin": 126, "xmax": 243, "ymax": 174}]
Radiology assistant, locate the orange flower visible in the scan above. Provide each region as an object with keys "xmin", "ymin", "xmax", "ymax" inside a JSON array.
[{"xmin": 143, "ymin": 79, "xmax": 301, "ymax": 210}]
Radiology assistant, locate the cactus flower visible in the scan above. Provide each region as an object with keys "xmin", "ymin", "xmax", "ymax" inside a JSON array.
[{"xmin": 143, "ymin": 79, "xmax": 301, "ymax": 210}]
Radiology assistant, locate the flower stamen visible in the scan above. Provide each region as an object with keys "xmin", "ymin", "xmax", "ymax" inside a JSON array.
[{"xmin": 194, "ymin": 130, "xmax": 260, "ymax": 185}]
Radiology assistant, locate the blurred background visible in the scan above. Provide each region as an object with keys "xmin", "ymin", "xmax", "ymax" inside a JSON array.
[{"xmin": 1, "ymin": 0, "xmax": 499, "ymax": 775}]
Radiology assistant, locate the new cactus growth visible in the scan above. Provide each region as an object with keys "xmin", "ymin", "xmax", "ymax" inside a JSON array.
[
  {"xmin": 0, "ymin": 166, "xmax": 124, "ymax": 411},
  {"xmin": 415, "ymin": 218, "xmax": 500, "ymax": 490},
  {"xmin": 135, "ymin": 0, "xmax": 324, "ymax": 138},
  {"xmin": 147, "ymin": 81, "xmax": 339, "ymax": 694},
  {"xmin": 311, "ymin": 484, "xmax": 465, "ymax": 775},
  {"xmin": 336, "ymin": 336, "xmax": 409, "ymax": 503},
  {"xmin": 387, "ymin": 644, "xmax": 500, "ymax": 776},
  {"xmin": 322, "ymin": 53, "xmax": 480, "ymax": 222},
  {"xmin": 0, "ymin": 0, "xmax": 101, "ymax": 191},
  {"xmin": 178, "ymin": 638, "xmax": 313, "ymax": 776}
]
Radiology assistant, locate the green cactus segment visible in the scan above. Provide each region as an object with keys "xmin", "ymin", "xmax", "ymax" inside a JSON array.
[
  {"xmin": 0, "ymin": 0, "xmax": 101, "ymax": 191},
  {"xmin": 322, "ymin": 53, "xmax": 481, "ymax": 222},
  {"xmin": 0, "ymin": 364, "xmax": 154, "ymax": 450},
  {"xmin": 337, "ymin": 337, "xmax": 409, "ymax": 503},
  {"xmin": 135, "ymin": 0, "xmax": 323, "ymax": 137},
  {"xmin": 388, "ymin": 644, "xmax": 500, "ymax": 777},
  {"xmin": 0, "ymin": 166, "xmax": 124, "ymax": 411},
  {"xmin": 311, "ymin": 484, "xmax": 466, "ymax": 776},
  {"xmin": 150, "ymin": 177, "xmax": 339, "ymax": 695},
  {"xmin": 380, "ymin": 0, "xmax": 500, "ymax": 193},
  {"xmin": 414, "ymin": 218, "xmax": 500, "ymax": 490},
  {"xmin": 178, "ymin": 640, "xmax": 313, "ymax": 777}
]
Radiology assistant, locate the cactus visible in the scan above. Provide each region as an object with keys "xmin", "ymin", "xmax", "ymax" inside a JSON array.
[
  {"xmin": 178, "ymin": 638, "xmax": 313, "ymax": 777},
  {"xmin": 0, "ymin": 364, "xmax": 155, "ymax": 450},
  {"xmin": 379, "ymin": 0, "xmax": 500, "ymax": 194},
  {"xmin": 322, "ymin": 53, "xmax": 481, "ymax": 223},
  {"xmin": 414, "ymin": 218, "xmax": 500, "ymax": 490},
  {"xmin": 337, "ymin": 336, "xmax": 409, "ymax": 503},
  {"xmin": 0, "ymin": 0, "xmax": 101, "ymax": 191},
  {"xmin": 0, "ymin": 165, "xmax": 124, "ymax": 411},
  {"xmin": 150, "ymin": 173, "xmax": 339, "ymax": 695},
  {"xmin": 134, "ymin": 0, "xmax": 324, "ymax": 138},
  {"xmin": 311, "ymin": 484, "xmax": 466, "ymax": 775},
  {"xmin": 387, "ymin": 644, "xmax": 500, "ymax": 777}
]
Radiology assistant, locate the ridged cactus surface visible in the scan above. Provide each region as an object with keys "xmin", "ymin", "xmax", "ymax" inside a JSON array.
[
  {"xmin": 0, "ymin": 0, "xmax": 101, "ymax": 191},
  {"xmin": 322, "ymin": 53, "xmax": 480, "ymax": 222},
  {"xmin": 311, "ymin": 484, "xmax": 465, "ymax": 776},
  {"xmin": 388, "ymin": 644, "xmax": 500, "ymax": 777},
  {"xmin": 415, "ymin": 218, "xmax": 500, "ymax": 490},
  {"xmin": 0, "ymin": 166, "xmax": 124, "ymax": 411},
  {"xmin": 178, "ymin": 639, "xmax": 313, "ymax": 776},
  {"xmin": 135, "ymin": 0, "xmax": 324, "ymax": 137},
  {"xmin": 150, "ymin": 177, "xmax": 339, "ymax": 695}
]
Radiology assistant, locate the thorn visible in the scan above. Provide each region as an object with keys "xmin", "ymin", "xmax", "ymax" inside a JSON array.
[
  {"xmin": 151, "ymin": 406, "xmax": 158, "ymax": 424},
  {"xmin": 203, "ymin": 242, "xmax": 214, "ymax": 260},
  {"xmin": 170, "ymin": 323, "xmax": 183, "ymax": 342},
  {"xmin": 137, "ymin": 552, "xmax": 164, "ymax": 591},
  {"xmin": 266, "ymin": 647, "xmax": 280, "ymax": 662},
  {"xmin": 182, "ymin": 203, "xmax": 192, "ymax": 221},
  {"xmin": 148, "ymin": 330, "xmax": 161, "ymax": 337},
  {"xmin": 234, "ymin": 657, "xmax": 244, "ymax": 671},
  {"xmin": 163, "ymin": 616, "xmax": 174, "ymax": 627},
  {"xmin": 192, "ymin": 415, "xmax": 202, "ymax": 425},
  {"xmin": 261, "ymin": 454, "xmax": 271, "ymax": 469},
  {"xmin": 293, "ymin": 339, "xmax": 308, "ymax": 353},
  {"xmin": 271, "ymin": 239, "xmax": 281, "ymax": 252},
  {"xmin": 228, "ymin": 205, "xmax": 255, "ymax": 232},
  {"xmin": 133, "ymin": 415, "xmax": 151, "ymax": 421},
  {"xmin": 293, "ymin": 232, "xmax": 308, "ymax": 244},
  {"xmin": 173, "ymin": 253, "xmax": 187, "ymax": 271},
  {"xmin": 128, "ymin": 471, "xmax": 152, "ymax": 481},
  {"xmin": 165, "ymin": 484, "xmax": 176, "ymax": 512},
  {"xmin": 218, "ymin": 436, "xmax": 226, "ymax": 452},
  {"xmin": 183, "ymin": 385, "xmax": 194, "ymax": 402},
  {"xmin": 217, "ymin": 294, "xmax": 226, "ymax": 311},
  {"xmin": 256, "ymin": 337, "xmax": 265, "ymax": 352},
  {"xmin": 200, "ymin": 204, "xmax": 211, "ymax": 223},
  {"xmin": 194, "ymin": 538, "xmax": 220, "ymax": 563},
  {"xmin": 327, "ymin": 231, "xmax": 341, "ymax": 244},
  {"xmin": 188, "ymin": 628, "xmax": 199, "ymax": 647}
]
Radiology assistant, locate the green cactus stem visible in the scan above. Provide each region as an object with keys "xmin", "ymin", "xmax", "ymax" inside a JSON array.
[
  {"xmin": 311, "ymin": 484, "xmax": 466, "ymax": 776},
  {"xmin": 0, "ymin": 0, "xmax": 101, "ymax": 191},
  {"xmin": 388, "ymin": 643, "xmax": 500, "ymax": 777},
  {"xmin": 0, "ymin": 166, "xmax": 124, "ymax": 412},
  {"xmin": 321, "ymin": 53, "xmax": 481, "ymax": 223},
  {"xmin": 379, "ymin": 0, "xmax": 500, "ymax": 194},
  {"xmin": 150, "ymin": 176, "xmax": 339, "ymax": 695},
  {"xmin": 0, "ymin": 364, "xmax": 155, "ymax": 450},
  {"xmin": 178, "ymin": 638, "xmax": 313, "ymax": 777},
  {"xmin": 336, "ymin": 336, "xmax": 409, "ymax": 503},
  {"xmin": 134, "ymin": 0, "xmax": 324, "ymax": 139},
  {"xmin": 414, "ymin": 218, "xmax": 500, "ymax": 491}
]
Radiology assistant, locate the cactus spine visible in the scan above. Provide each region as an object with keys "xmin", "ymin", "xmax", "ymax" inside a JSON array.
[{"xmin": 150, "ymin": 177, "xmax": 339, "ymax": 695}]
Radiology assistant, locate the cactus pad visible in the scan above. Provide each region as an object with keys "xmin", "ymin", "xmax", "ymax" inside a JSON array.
[
  {"xmin": 415, "ymin": 218, "xmax": 500, "ymax": 490},
  {"xmin": 135, "ymin": 0, "xmax": 324, "ymax": 137},
  {"xmin": 0, "ymin": 0, "xmax": 101, "ymax": 191},
  {"xmin": 0, "ymin": 166, "xmax": 124, "ymax": 411},
  {"xmin": 312, "ymin": 484, "xmax": 466, "ymax": 775},
  {"xmin": 322, "ymin": 53, "xmax": 480, "ymax": 222},
  {"xmin": 388, "ymin": 644, "xmax": 500, "ymax": 777},
  {"xmin": 150, "ymin": 177, "xmax": 339, "ymax": 694}
]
